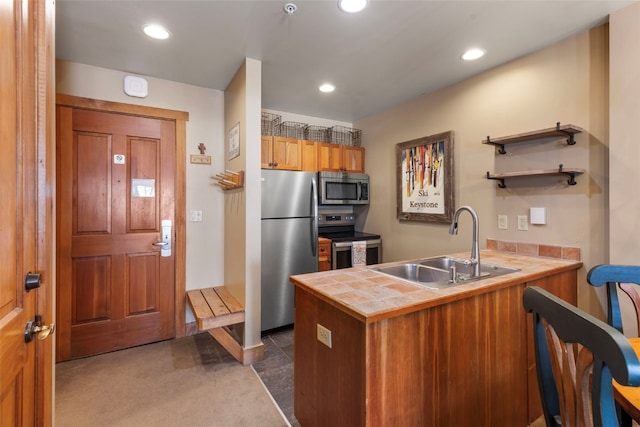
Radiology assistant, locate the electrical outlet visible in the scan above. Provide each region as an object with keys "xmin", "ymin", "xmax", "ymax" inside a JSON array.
[
  {"xmin": 517, "ymin": 215, "xmax": 529, "ymax": 231},
  {"xmin": 317, "ymin": 323, "xmax": 332, "ymax": 348},
  {"xmin": 497, "ymin": 215, "xmax": 508, "ymax": 230}
]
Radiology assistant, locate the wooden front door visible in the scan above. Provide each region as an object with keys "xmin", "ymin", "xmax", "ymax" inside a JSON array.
[
  {"xmin": 56, "ymin": 107, "xmax": 177, "ymax": 360},
  {"xmin": 1, "ymin": 0, "xmax": 55, "ymax": 424}
]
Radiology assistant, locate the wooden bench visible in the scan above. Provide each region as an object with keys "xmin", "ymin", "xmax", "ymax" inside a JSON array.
[{"xmin": 186, "ymin": 286, "xmax": 246, "ymax": 364}]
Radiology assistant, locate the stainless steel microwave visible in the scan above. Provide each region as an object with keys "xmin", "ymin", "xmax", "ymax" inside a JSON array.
[{"xmin": 318, "ymin": 171, "xmax": 369, "ymax": 205}]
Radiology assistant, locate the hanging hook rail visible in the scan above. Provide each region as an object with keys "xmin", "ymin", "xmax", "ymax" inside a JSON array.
[{"xmin": 212, "ymin": 169, "xmax": 244, "ymax": 191}]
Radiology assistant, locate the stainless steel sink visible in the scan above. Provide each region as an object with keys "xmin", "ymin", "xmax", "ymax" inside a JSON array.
[
  {"xmin": 372, "ymin": 263, "xmax": 451, "ymax": 284},
  {"xmin": 370, "ymin": 256, "xmax": 520, "ymax": 289}
]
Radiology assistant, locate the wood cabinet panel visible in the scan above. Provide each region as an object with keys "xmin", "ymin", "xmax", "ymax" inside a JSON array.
[
  {"xmin": 317, "ymin": 142, "xmax": 343, "ymax": 172},
  {"xmin": 317, "ymin": 143, "xmax": 365, "ymax": 173},
  {"xmin": 318, "ymin": 237, "xmax": 331, "ymax": 271},
  {"xmin": 264, "ymin": 136, "xmax": 365, "ymax": 173},
  {"xmin": 301, "ymin": 140, "xmax": 317, "ymax": 172},
  {"xmin": 295, "ymin": 288, "xmax": 366, "ymax": 426},
  {"xmin": 260, "ymin": 135, "xmax": 272, "ymax": 168},
  {"xmin": 271, "ymin": 136, "xmax": 302, "ymax": 170},
  {"xmin": 261, "ymin": 136, "xmax": 303, "ymax": 170},
  {"xmin": 294, "ymin": 270, "xmax": 578, "ymax": 426},
  {"xmin": 342, "ymin": 145, "xmax": 365, "ymax": 173}
]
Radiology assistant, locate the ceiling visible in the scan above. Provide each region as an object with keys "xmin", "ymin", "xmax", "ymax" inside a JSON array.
[{"xmin": 56, "ymin": 1, "xmax": 635, "ymax": 122}]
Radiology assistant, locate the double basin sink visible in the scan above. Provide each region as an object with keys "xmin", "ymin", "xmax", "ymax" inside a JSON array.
[{"xmin": 370, "ymin": 256, "xmax": 519, "ymax": 289}]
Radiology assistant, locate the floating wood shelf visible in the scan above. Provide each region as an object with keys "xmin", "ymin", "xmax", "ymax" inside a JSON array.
[
  {"xmin": 482, "ymin": 122, "xmax": 584, "ymax": 154},
  {"xmin": 485, "ymin": 165, "xmax": 585, "ymax": 188},
  {"xmin": 212, "ymin": 170, "xmax": 244, "ymax": 190}
]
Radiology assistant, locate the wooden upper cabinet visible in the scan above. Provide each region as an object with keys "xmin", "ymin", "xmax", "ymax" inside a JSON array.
[
  {"xmin": 262, "ymin": 136, "xmax": 303, "ymax": 170},
  {"xmin": 318, "ymin": 143, "xmax": 365, "ymax": 173},
  {"xmin": 342, "ymin": 145, "xmax": 365, "ymax": 173},
  {"xmin": 317, "ymin": 142, "xmax": 342, "ymax": 172},
  {"xmin": 261, "ymin": 135, "xmax": 273, "ymax": 168},
  {"xmin": 262, "ymin": 136, "xmax": 365, "ymax": 173},
  {"xmin": 301, "ymin": 140, "xmax": 318, "ymax": 172}
]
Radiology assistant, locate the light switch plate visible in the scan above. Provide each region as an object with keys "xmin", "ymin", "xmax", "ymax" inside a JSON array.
[
  {"xmin": 498, "ymin": 215, "xmax": 508, "ymax": 230},
  {"xmin": 517, "ymin": 215, "xmax": 528, "ymax": 231},
  {"xmin": 190, "ymin": 210, "xmax": 203, "ymax": 222}
]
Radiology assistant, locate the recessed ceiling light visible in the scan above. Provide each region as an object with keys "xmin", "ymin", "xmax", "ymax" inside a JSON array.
[
  {"xmin": 462, "ymin": 48, "xmax": 486, "ymax": 61},
  {"xmin": 338, "ymin": 0, "xmax": 369, "ymax": 13},
  {"xmin": 143, "ymin": 24, "xmax": 171, "ymax": 40},
  {"xmin": 319, "ymin": 83, "xmax": 335, "ymax": 93}
]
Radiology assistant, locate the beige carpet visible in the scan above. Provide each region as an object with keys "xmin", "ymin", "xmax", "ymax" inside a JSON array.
[{"xmin": 55, "ymin": 334, "xmax": 290, "ymax": 427}]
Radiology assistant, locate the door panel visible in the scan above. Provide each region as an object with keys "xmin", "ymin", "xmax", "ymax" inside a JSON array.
[
  {"xmin": 1, "ymin": 0, "xmax": 54, "ymax": 424},
  {"xmin": 75, "ymin": 131, "xmax": 111, "ymax": 233},
  {"xmin": 57, "ymin": 108, "xmax": 176, "ymax": 360}
]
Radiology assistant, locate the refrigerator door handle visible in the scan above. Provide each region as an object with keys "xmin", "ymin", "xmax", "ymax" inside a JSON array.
[{"xmin": 311, "ymin": 176, "xmax": 318, "ymax": 256}]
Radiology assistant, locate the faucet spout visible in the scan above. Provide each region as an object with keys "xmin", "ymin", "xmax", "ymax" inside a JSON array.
[{"xmin": 449, "ymin": 206, "xmax": 480, "ymax": 277}]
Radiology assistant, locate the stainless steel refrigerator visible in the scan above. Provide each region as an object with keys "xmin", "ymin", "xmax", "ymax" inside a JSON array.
[{"xmin": 261, "ymin": 170, "xmax": 318, "ymax": 331}]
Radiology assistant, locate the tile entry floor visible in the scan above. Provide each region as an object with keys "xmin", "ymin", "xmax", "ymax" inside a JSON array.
[{"xmin": 253, "ymin": 326, "xmax": 299, "ymax": 426}]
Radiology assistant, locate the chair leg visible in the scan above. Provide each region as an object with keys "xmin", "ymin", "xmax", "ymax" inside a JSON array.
[{"xmin": 618, "ymin": 405, "xmax": 632, "ymax": 427}]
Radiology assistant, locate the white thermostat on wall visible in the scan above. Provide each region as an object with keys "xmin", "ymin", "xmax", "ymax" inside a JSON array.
[{"xmin": 124, "ymin": 75, "xmax": 148, "ymax": 98}]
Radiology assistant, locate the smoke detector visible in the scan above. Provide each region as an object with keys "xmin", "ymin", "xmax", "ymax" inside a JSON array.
[{"xmin": 283, "ymin": 3, "xmax": 297, "ymax": 14}]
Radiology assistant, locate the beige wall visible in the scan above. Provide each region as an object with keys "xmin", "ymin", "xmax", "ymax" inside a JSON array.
[
  {"xmin": 610, "ymin": 3, "xmax": 640, "ymax": 264},
  {"xmin": 355, "ymin": 25, "xmax": 609, "ymax": 316},
  {"xmin": 609, "ymin": 2, "xmax": 640, "ymax": 335},
  {"xmin": 224, "ymin": 59, "xmax": 262, "ymax": 348},
  {"xmin": 56, "ymin": 60, "xmax": 225, "ymax": 324}
]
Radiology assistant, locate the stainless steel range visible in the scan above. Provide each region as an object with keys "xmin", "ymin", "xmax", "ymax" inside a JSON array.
[{"xmin": 317, "ymin": 211, "xmax": 382, "ymax": 269}]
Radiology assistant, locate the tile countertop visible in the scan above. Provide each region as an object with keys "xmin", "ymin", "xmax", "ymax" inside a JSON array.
[{"xmin": 290, "ymin": 250, "xmax": 583, "ymax": 324}]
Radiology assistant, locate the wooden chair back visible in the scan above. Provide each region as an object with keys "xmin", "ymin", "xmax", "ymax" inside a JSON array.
[
  {"xmin": 588, "ymin": 265, "xmax": 640, "ymax": 334},
  {"xmin": 523, "ymin": 286, "xmax": 640, "ymax": 427}
]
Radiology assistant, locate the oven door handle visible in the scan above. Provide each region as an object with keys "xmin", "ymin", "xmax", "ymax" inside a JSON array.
[
  {"xmin": 333, "ymin": 239, "xmax": 381, "ymax": 249},
  {"xmin": 333, "ymin": 241, "xmax": 354, "ymax": 249}
]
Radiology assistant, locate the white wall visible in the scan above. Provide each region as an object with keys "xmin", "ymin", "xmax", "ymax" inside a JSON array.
[
  {"xmin": 56, "ymin": 60, "xmax": 225, "ymax": 323},
  {"xmin": 355, "ymin": 26, "xmax": 608, "ymax": 316}
]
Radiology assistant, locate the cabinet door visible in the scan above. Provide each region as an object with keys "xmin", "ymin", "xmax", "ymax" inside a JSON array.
[
  {"xmin": 342, "ymin": 146, "xmax": 365, "ymax": 173},
  {"xmin": 301, "ymin": 140, "xmax": 317, "ymax": 172},
  {"xmin": 318, "ymin": 238, "xmax": 331, "ymax": 271},
  {"xmin": 317, "ymin": 142, "xmax": 343, "ymax": 172},
  {"xmin": 272, "ymin": 136, "xmax": 302, "ymax": 170},
  {"xmin": 261, "ymin": 135, "xmax": 273, "ymax": 168}
]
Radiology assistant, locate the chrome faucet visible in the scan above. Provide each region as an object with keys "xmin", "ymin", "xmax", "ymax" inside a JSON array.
[{"xmin": 449, "ymin": 206, "xmax": 480, "ymax": 277}]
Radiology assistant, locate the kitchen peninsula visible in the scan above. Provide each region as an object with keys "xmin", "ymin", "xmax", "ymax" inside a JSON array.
[{"xmin": 290, "ymin": 250, "xmax": 581, "ymax": 426}]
